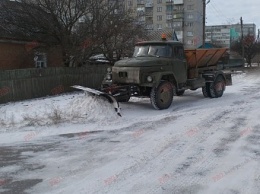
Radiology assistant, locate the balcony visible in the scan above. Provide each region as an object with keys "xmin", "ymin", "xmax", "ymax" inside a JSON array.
[
  {"xmin": 145, "ymin": 3, "xmax": 153, "ymax": 7},
  {"xmin": 173, "ymin": 26, "xmax": 183, "ymax": 31},
  {"xmin": 145, "ymin": 11, "xmax": 153, "ymax": 17},
  {"xmin": 138, "ymin": 16, "xmax": 146, "ymax": 22},
  {"xmin": 137, "ymin": 11, "xmax": 145, "ymax": 16},
  {"xmin": 137, "ymin": 0, "xmax": 145, "ymax": 5},
  {"xmin": 166, "ymin": 9, "xmax": 184, "ymax": 14},
  {"xmin": 172, "ymin": 13, "xmax": 184, "ymax": 19},
  {"xmin": 166, "ymin": 15, "xmax": 173, "ymax": 20},
  {"xmin": 173, "ymin": 8, "xmax": 184, "ymax": 13},
  {"xmin": 145, "ymin": 20, "xmax": 153, "ymax": 24},
  {"xmin": 137, "ymin": 7, "xmax": 145, "ymax": 16},
  {"xmin": 173, "ymin": 0, "xmax": 184, "ymax": 4},
  {"xmin": 145, "ymin": 24, "xmax": 153, "ymax": 30},
  {"xmin": 166, "ymin": 0, "xmax": 183, "ymax": 4}
]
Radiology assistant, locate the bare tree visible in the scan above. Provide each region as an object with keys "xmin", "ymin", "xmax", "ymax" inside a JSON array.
[
  {"xmin": 231, "ymin": 35, "xmax": 260, "ymax": 67},
  {"xmin": 0, "ymin": 0, "xmax": 146, "ymax": 67},
  {"xmin": 98, "ymin": 10, "xmax": 146, "ymax": 63}
]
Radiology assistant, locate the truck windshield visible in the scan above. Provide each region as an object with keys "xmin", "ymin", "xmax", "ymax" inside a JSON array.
[{"xmin": 133, "ymin": 45, "xmax": 172, "ymax": 58}]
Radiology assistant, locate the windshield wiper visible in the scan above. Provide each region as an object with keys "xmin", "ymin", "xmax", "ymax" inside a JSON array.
[
  {"xmin": 136, "ymin": 54, "xmax": 160, "ymax": 58},
  {"xmin": 148, "ymin": 54, "xmax": 160, "ymax": 58}
]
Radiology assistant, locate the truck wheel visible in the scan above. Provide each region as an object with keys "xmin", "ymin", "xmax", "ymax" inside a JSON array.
[
  {"xmin": 209, "ymin": 76, "xmax": 226, "ymax": 98},
  {"xmin": 202, "ymin": 83, "xmax": 211, "ymax": 98},
  {"xmin": 150, "ymin": 81, "xmax": 174, "ymax": 110},
  {"xmin": 176, "ymin": 90, "xmax": 185, "ymax": 96}
]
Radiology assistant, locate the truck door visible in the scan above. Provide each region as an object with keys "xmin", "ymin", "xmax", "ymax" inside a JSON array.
[{"xmin": 172, "ymin": 46, "xmax": 187, "ymax": 84}]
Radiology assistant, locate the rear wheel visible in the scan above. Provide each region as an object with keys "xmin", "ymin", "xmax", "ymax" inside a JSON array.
[
  {"xmin": 150, "ymin": 81, "xmax": 174, "ymax": 110},
  {"xmin": 202, "ymin": 82, "xmax": 211, "ymax": 98},
  {"xmin": 209, "ymin": 76, "xmax": 226, "ymax": 98}
]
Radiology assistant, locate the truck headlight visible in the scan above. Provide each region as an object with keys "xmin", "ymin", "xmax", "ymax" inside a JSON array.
[
  {"xmin": 106, "ymin": 74, "xmax": 112, "ymax": 80},
  {"xmin": 107, "ymin": 67, "xmax": 112, "ymax": 73},
  {"xmin": 147, "ymin": 76, "xmax": 153, "ymax": 82}
]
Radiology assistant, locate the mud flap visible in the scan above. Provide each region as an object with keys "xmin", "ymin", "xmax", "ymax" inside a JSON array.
[
  {"xmin": 71, "ymin": 85, "xmax": 121, "ymax": 117},
  {"xmin": 224, "ymin": 73, "xmax": 232, "ymax": 86}
]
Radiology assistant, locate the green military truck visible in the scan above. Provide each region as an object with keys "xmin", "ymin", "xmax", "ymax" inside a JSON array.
[{"xmin": 100, "ymin": 37, "xmax": 232, "ymax": 110}]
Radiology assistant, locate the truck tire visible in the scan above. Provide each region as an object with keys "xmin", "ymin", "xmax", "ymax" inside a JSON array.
[
  {"xmin": 202, "ymin": 82, "xmax": 211, "ymax": 98},
  {"xmin": 176, "ymin": 90, "xmax": 185, "ymax": 96},
  {"xmin": 150, "ymin": 81, "xmax": 174, "ymax": 110},
  {"xmin": 209, "ymin": 76, "xmax": 226, "ymax": 98}
]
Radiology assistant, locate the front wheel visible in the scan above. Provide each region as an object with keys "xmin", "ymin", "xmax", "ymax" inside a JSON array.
[{"xmin": 150, "ymin": 81, "xmax": 174, "ymax": 110}]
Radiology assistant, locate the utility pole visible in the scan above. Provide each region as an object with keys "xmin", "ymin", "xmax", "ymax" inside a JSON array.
[
  {"xmin": 202, "ymin": 0, "xmax": 210, "ymax": 47},
  {"xmin": 171, "ymin": 0, "xmax": 174, "ymax": 39},
  {"xmin": 202, "ymin": 0, "xmax": 206, "ymax": 48},
  {"xmin": 257, "ymin": 29, "xmax": 260, "ymax": 42},
  {"xmin": 240, "ymin": 17, "xmax": 244, "ymax": 59}
]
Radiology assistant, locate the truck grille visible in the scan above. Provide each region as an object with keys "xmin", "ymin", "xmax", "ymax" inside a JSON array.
[
  {"xmin": 112, "ymin": 67, "xmax": 140, "ymax": 84},
  {"xmin": 119, "ymin": 72, "xmax": 128, "ymax": 78}
]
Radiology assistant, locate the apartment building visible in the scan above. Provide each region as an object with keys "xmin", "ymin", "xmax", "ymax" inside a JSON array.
[
  {"xmin": 205, "ymin": 24, "xmax": 256, "ymax": 48},
  {"xmin": 125, "ymin": 0, "xmax": 204, "ymax": 49}
]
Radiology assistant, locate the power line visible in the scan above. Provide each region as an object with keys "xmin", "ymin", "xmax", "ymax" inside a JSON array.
[
  {"xmin": 207, "ymin": 3, "xmax": 224, "ymax": 24},
  {"xmin": 210, "ymin": 0, "xmax": 234, "ymax": 24}
]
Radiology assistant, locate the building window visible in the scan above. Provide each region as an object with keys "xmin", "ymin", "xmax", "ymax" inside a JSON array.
[
  {"xmin": 187, "ymin": 40, "xmax": 194, "ymax": 45},
  {"xmin": 128, "ymin": 1, "xmax": 133, "ymax": 6},
  {"xmin": 139, "ymin": 16, "xmax": 145, "ymax": 22},
  {"xmin": 166, "ymin": 15, "xmax": 173, "ymax": 20},
  {"xmin": 137, "ymin": 7, "xmax": 145, "ymax": 12},
  {"xmin": 173, "ymin": 14, "xmax": 181, "ymax": 19},
  {"xmin": 157, "ymin": 0, "xmax": 162, "ymax": 4},
  {"xmin": 157, "ymin": 15, "xmax": 162, "ymax": 21},
  {"xmin": 166, "ymin": 23, "xmax": 172, "ymax": 28},
  {"xmin": 173, "ymin": 22, "xmax": 182, "ymax": 27},
  {"xmin": 146, "ymin": 24, "xmax": 153, "ymax": 29},
  {"xmin": 34, "ymin": 53, "xmax": 47, "ymax": 68},
  {"xmin": 187, "ymin": 5, "xmax": 194, "ymax": 10},
  {"xmin": 157, "ymin": 24, "xmax": 162, "ymax": 30},
  {"xmin": 157, "ymin": 7, "xmax": 162, "ymax": 12},
  {"xmin": 186, "ymin": 22, "xmax": 193, "ymax": 27},
  {"xmin": 166, "ymin": 5, "xmax": 173, "ymax": 12},
  {"xmin": 187, "ymin": 14, "xmax": 193, "ymax": 19},
  {"xmin": 137, "ymin": 0, "xmax": 144, "ymax": 4},
  {"xmin": 187, "ymin": 31, "xmax": 193, "ymax": 37},
  {"xmin": 175, "ymin": 5, "xmax": 183, "ymax": 11}
]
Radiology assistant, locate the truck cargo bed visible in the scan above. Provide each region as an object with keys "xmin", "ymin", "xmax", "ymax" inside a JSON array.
[{"xmin": 185, "ymin": 48, "xmax": 228, "ymax": 69}]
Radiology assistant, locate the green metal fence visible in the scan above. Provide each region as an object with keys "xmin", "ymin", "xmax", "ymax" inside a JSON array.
[{"xmin": 0, "ymin": 66, "xmax": 109, "ymax": 104}]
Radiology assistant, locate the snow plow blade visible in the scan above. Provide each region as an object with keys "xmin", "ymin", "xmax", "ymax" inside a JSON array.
[{"xmin": 71, "ymin": 85, "xmax": 121, "ymax": 117}]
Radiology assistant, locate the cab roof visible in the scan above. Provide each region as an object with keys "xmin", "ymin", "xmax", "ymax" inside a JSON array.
[{"xmin": 135, "ymin": 40, "xmax": 183, "ymax": 46}]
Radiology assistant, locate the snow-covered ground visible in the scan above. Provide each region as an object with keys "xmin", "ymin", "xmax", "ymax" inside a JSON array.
[{"xmin": 0, "ymin": 68, "xmax": 260, "ymax": 194}]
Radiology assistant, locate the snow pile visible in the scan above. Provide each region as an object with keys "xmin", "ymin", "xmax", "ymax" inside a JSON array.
[
  {"xmin": 0, "ymin": 93, "xmax": 119, "ymax": 129},
  {"xmin": 65, "ymin": 94, "xmax": 119, "ymax": 122}
]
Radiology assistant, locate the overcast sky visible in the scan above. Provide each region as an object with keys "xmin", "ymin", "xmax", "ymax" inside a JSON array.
[{"xmin": 206, "ymin": 0, "xmax": 260, "ymax": 31}]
